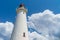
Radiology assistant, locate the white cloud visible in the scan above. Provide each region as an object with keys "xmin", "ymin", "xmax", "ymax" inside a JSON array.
[
  {"xmin": 0, "ymin": 9, "xmax": 60, "ymax": 40},
  {"xmin": 29, "ymin": 31, "xmax": 48, "ymax": 40},
  {"xmin": 0, "ymin": 37, "xmax": 4, "ymax": 40},
  {"xmin": 28, "ymin": 9, "xmax": 60, "ymax": 40},
  {"xmin": 0, "ymin": 21, "xmax": 14, "ymax": 36}
]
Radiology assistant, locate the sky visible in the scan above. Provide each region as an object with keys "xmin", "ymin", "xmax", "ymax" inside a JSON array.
[
  {"xmin": 0, "ymin": 0, "xmax": 60, "ymax": 40},
  {"xmin": 0, "ymin": 0, "xmax": 60, "ymax": 22}
]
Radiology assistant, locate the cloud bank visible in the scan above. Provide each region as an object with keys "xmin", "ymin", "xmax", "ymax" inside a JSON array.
[
  {"xmin": 0, "ymin": 21, "xmax": 14, "ymax": 40},
  {"xmin": 29, "ymin": 31, "xmax": 48, "ymax": 40},
  {"xmin": 0, "ymin": 10, "xmax": 60, "ymax": 40},
  {"xmin": 0, "ymin": 38, "xmax": 4, "ymax": 40},
  {"xmin": 28, "ymin": 9, "xmax": 60, "ymax": 40}
]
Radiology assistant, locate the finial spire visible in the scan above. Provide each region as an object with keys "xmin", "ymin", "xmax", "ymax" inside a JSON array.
[{"xmin": 19, "ymin": 3, "xmax": 24, "ymax": 7}]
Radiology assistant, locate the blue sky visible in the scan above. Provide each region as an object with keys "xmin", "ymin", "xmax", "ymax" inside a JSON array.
[
  {"xmin": 0, "ymin": 0, "xmax": 60, "ymax": 40},
  {"xmin": 0, "ymin": 0, "xmax": 60, "ymax": 22}
]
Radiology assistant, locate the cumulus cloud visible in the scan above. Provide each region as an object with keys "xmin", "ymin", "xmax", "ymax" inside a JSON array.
[
  {"xmin": 0, "ymin": 21, "xmax": 14, "ymax": 40},
  {"xmin": 0, "ymin": 9, "xmax": 60, "ymax": 40},
  {"xmin": 0, "ymin": 38, "xmax": 4, "ymax": 40},
  {"xmin": 29, "ymin": 31, "xmax": 48, "ymax": 40},
  {"xmin": 29, "ymin": 31, "xmax": 60, "ymax": 40},
  {"xmin": 0, "ymin": 21, "xmax": 14, "ymax": 36},
  {"xmin": 28, "ymin": 9, "xmax": 60, "ymax": 40}
]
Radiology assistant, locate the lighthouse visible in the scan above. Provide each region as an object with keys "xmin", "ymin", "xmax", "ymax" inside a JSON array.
[{"xmin": 10, "ymin": 4, "xmax": 29, "ymax": 40}]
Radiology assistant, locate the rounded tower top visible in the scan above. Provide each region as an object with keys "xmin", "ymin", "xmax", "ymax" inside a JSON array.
[{"xmin": 16, "ymin": 4, "xmax": 27, "ymax": 13}]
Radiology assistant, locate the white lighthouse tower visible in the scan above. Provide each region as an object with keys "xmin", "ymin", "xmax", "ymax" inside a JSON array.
[{"xmin": 11, "ymin": 4, "xmax": 29, "ymax": 40}]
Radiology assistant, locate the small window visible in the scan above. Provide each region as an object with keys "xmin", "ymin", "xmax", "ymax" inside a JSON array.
[{"xmin": 23, "ymin": 32, "xmax": 25, "ymax": 37}]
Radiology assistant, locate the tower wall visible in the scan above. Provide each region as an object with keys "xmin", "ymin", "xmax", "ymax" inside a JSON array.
[{"xmin": 10, "ymin": 9, "xmax": 29, "ymax": 40}]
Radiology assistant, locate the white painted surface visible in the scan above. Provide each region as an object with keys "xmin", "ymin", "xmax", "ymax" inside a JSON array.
[{"xmin": 11, "ymin": 10, "xmax": 29, "ymax": 40}]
